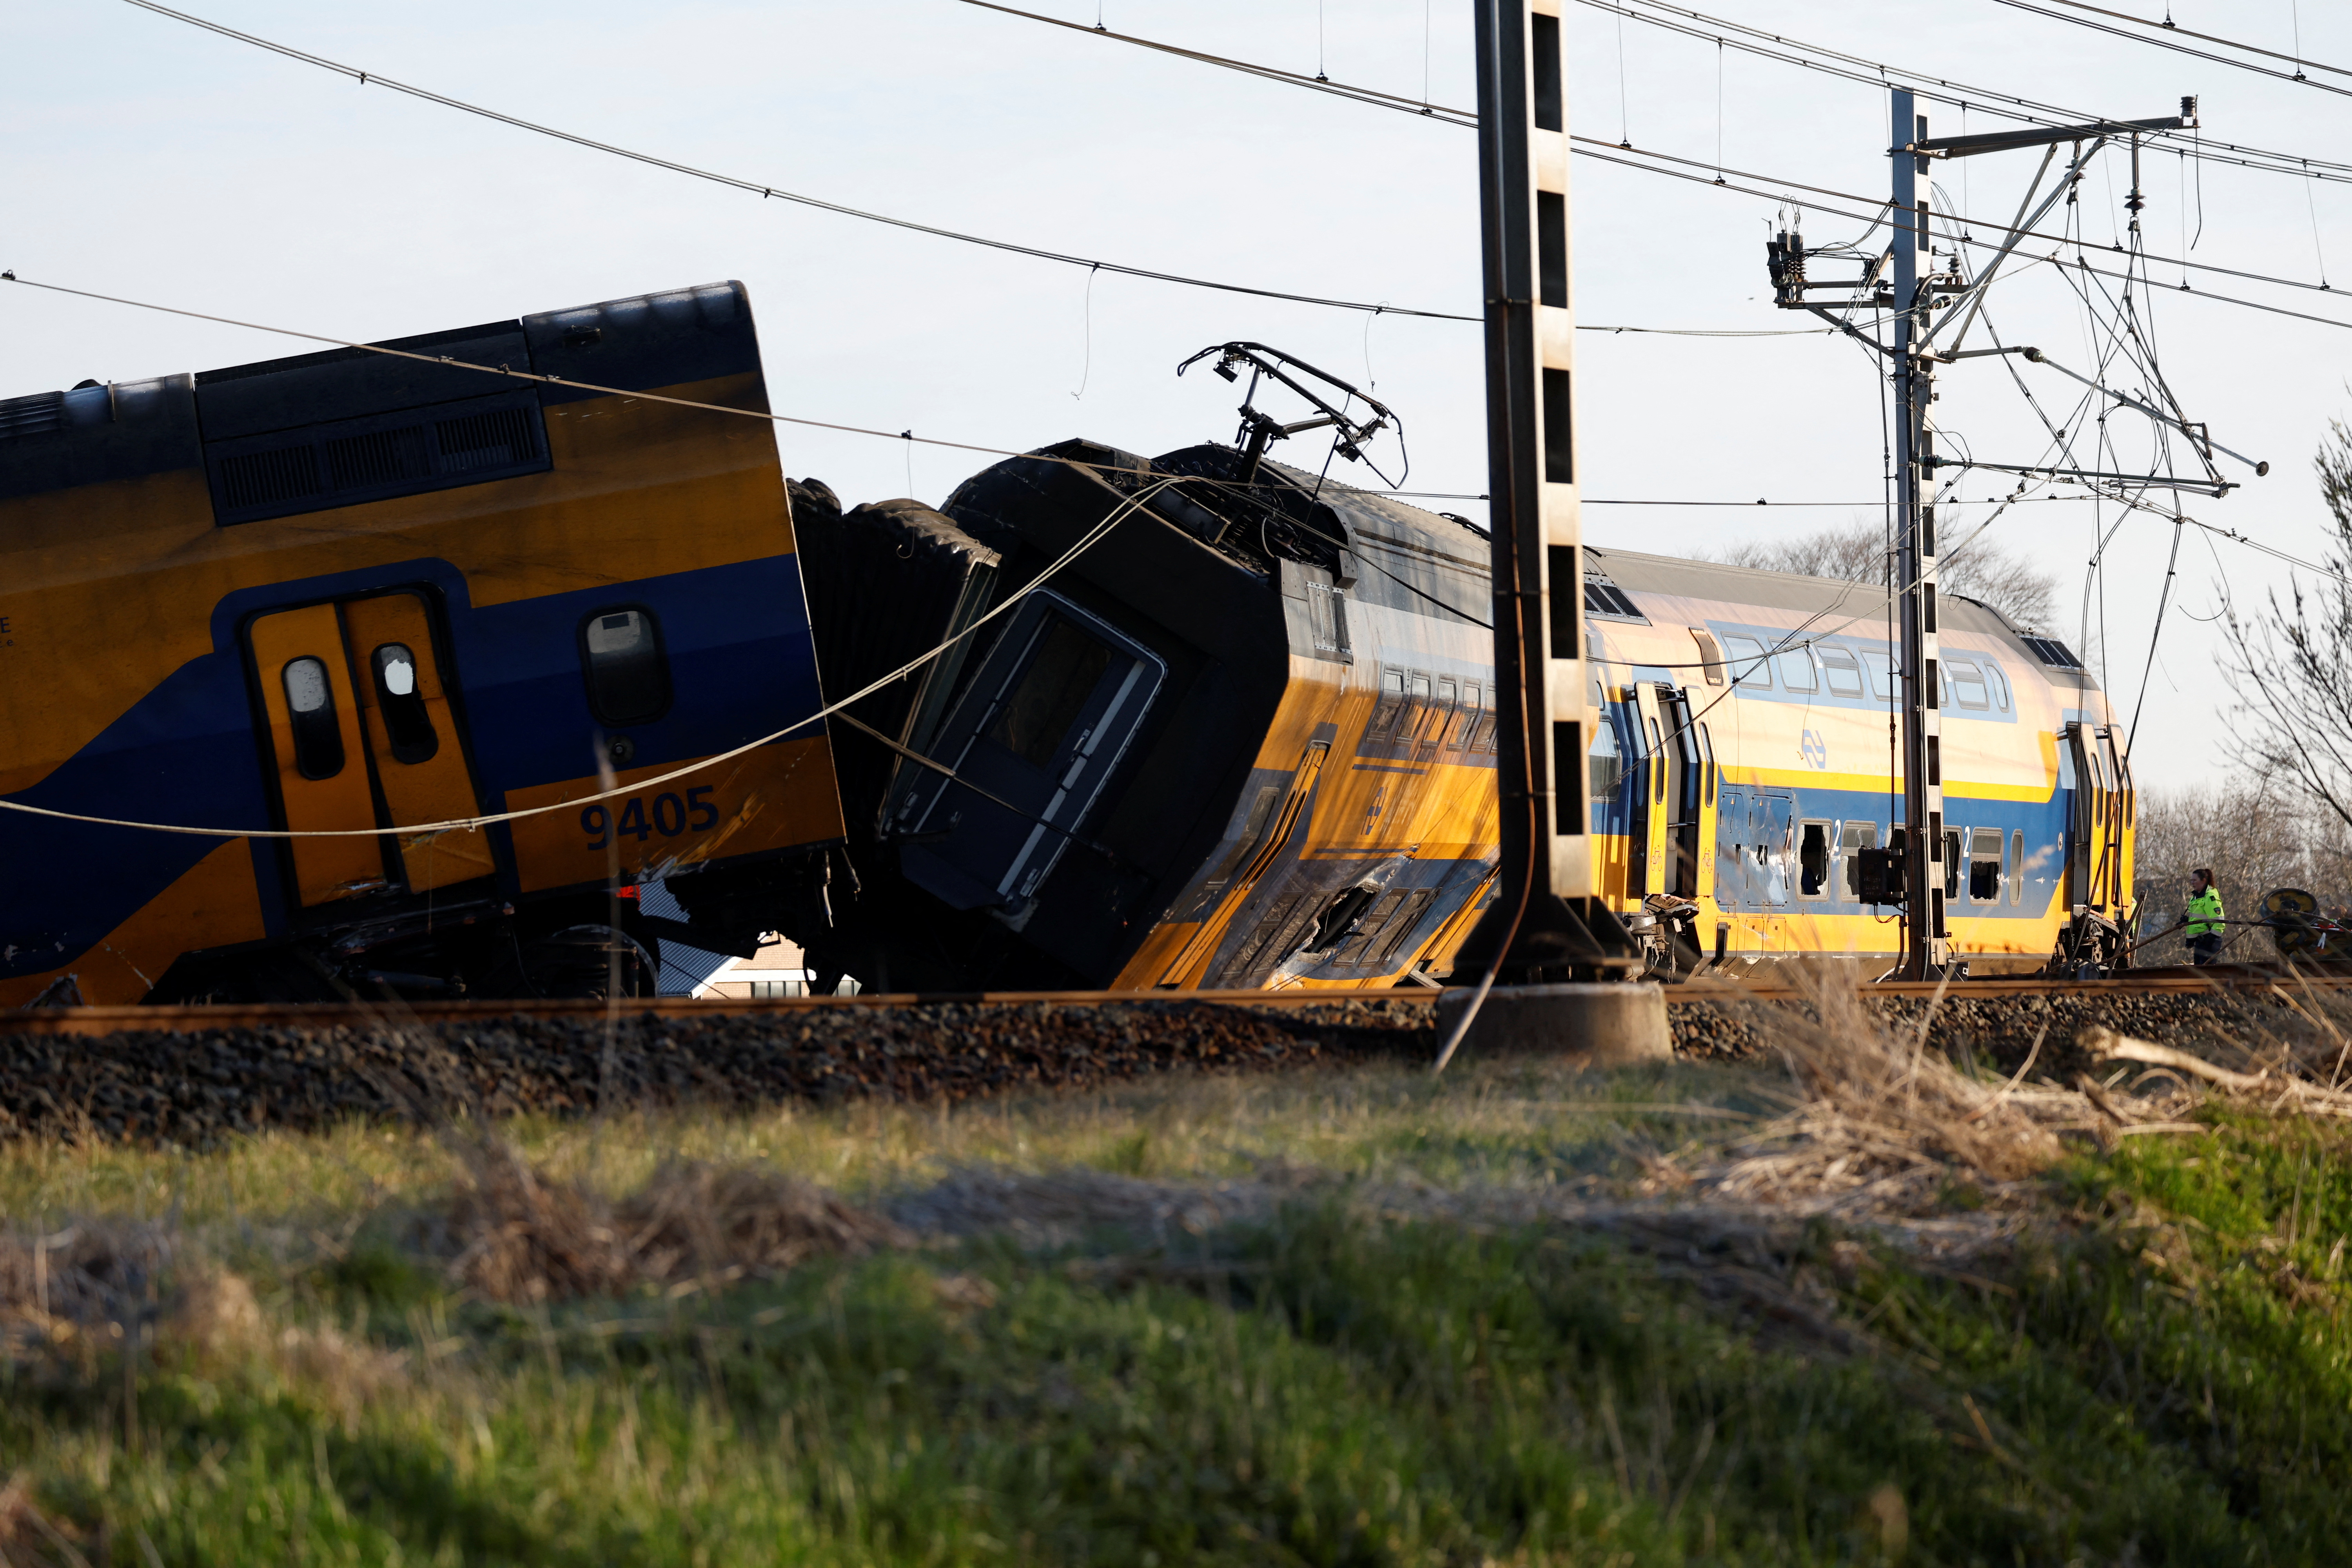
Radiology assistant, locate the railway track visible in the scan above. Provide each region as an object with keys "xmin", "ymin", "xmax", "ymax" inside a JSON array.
[
  {"xmin": 3, "ymin": 964, "xmax": 2342, "ymax": 1036},
  {"xmin": 5, "ymin": 967, "xmax": 2341, "ymax": 1147}
]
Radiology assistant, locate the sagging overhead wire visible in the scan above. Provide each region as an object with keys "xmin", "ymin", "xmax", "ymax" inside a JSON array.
[
  {"xmin": 115, "ymin": 0, "xmax": 1475, "ymax": 324},
  {"xmin": 0, "ymin": 270, "xmax": 2006, "ymax": 515},
  {"xmin": 0, "ymin": 463, "xmax": 1189, "ymax": 843}
]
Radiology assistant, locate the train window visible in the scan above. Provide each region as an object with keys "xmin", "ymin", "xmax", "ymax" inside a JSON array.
[
  {"xmin": 1645, "ymin": 717, "xmax": 1666, "ymax": 802},
  {"xmin": 1798, "ymin": 821, "xmax": 1831, "ymax": 898},
  {"xmin": 1434, "ymin": 677, "xmax": 1460, "ymax": 746},
  {"xmin": 1470, "ymin": 687, "xmax": 1498, "ymax": 753},
  {"xmin": 1369, "ymin": 668, "xmax": 1408, "ymax": 736},
  {"xmin": 369, "ymin": 644, "xmax": 439, "ymax": 765},
  {"xmin": 1445, "ymin": 683, "xmax": 1479, "ymax": 749},
  {"xmin": 1719, "ymin": 634, "xmax": 1772, "ymax": 689},
  {"xmin": 282, "ymin": 656, "xmax": 346, "ymax": 780},
  {"xmin": 581, "ymin": 608, "xmax": 671, "ymax": 727},
  {"xmin": 1775, "ymin": 646, "xmax": 1818, "ymax": 693},
  {"xmin": 1375, "ymin": 890, "xmax": 1437, "ymax": 964},
  {"xmin": 1820, "ymin": 645, "xmax": 1864, "ymax": 697},
  {"xmin": 1949, "ymin": 659, "xmax": 1991, "ymax": 710},
  {"xmin": 1696, "ymin": 722, "xmax": 1716, "ymax": 804},
  {"xmin": 989, "ymin": 615, "xmax": 1114, "ymax": 767},
  {"xmin": 1403, "ymin": 673, "xmax": 1434, "ymax": 740},
  {"xmin": 1690, "ymin": 628, "xmax": 1725, "ymax": 685},
  {"xmin": 1589, "ymin": 720, "xmax": 1621, "ymax": 828},
  {"xmin": 1943, "ymin": 829, "xmax": 1962, "ymax": 900},
  {"xmin": 1839, "ymin": 820, "xmax": 1879, "ymax": 897},
  {"xmin": 1969, "ymin": 828, "xmax": 2005, "ymax": 901},
  {"xmin": 2007, "ymin": 828, "xmax": 2026, "ymax": 905},
  {"xmin": 1985, "ymin": 660, "xmax": 2011, "ymax": 711},
  {"xmin": 1936, "ymin": 661, "xmax": 1951, "ymax": 709},
  {"xmin": 1335, "ymin": 891, "xmax": 1405, "ymax": 966},
  {"xmin": 1867, "ymin": 649, "xmax": 1896, "ymax": 701}
]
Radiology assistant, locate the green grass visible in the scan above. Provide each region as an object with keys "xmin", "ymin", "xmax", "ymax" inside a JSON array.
[{"xmin": 5, "ymin": 1056, "xmax": 2351, "ymax": 1564}]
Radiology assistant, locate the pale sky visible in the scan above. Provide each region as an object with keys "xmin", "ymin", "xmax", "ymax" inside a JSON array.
[{"xmin": 8, "ymin": 0, "xmax": 2347, "ymax": 793}]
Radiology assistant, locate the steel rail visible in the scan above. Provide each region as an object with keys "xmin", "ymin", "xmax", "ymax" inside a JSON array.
[{"xmin": 7, "ymin": 968, "xmax": 2345, "ymax": 1035}]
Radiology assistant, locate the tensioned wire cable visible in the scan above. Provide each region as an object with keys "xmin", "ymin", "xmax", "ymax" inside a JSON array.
[
  {"xmin": 964, "ymin": 0, "xmax": 2352, "ymax": 309},
  {"xmin": 1568, "ymin": 143, "xmax": 2352, "ymax": 337},
  {"xmin": 1576, "ymin": 0, "xmax": 2352, "ymax": 185},
  {"xmin": 0, "ymin": 273, "xmax": 1895, "ymax": 508},
  {"xmin": 0, "ymin": 465, "xmax": 1187, "ymax": 842},
  {"xmin": 1987, "ymin": 0, "xmax": 2352, "ymax": 95},
  {"xmin": 114, "ymin": 0, "xmax": 1475, "ymax": 323}
]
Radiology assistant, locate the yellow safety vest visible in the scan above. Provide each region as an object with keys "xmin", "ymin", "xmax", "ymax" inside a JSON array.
[{"xmin": 2185, "ymin": 887, "xmax": 2224, "ymax": 939}]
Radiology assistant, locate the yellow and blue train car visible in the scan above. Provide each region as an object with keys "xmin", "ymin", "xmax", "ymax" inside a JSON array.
[
  {"xmin": 0, "ymin": 282, "xmax": 843, "ymax": 1005},
  {"xmin": 1578, "ymin": 547, "xmax": 2134, "ymax": 974}
]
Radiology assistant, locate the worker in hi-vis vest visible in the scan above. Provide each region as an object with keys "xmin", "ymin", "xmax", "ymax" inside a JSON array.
[{"xmin": 2185, "ymin": 868, "xmax": 2225, "ymax": 966}]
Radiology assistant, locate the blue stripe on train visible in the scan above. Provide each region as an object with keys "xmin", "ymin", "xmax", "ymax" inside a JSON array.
[
  {"xmin": 2, "ymin": 554, "xmax": 823, "ymax": 981},
  {"xmin": 1712, "ymin": 779, "xmax": 2067, "ymax": 920}
]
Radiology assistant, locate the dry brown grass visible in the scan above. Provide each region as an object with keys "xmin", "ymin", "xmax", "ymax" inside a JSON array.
[
  {"xmin": 423, "ymin": 1138, "xmax": 912, "ymax": 1304},
  {"xmin": 1686, "ymin": 966, "xmax": 2190, "ymax": 1217}
]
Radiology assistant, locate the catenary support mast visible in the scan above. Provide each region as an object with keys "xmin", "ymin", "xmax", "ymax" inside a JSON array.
[
  {"xmin": 1459, "ymin": 0, "xmax": 1636, "ymax": 982},
  {"xmin": 1891, "ymin": 89, "xmax": 1949, "ymax": 978}
]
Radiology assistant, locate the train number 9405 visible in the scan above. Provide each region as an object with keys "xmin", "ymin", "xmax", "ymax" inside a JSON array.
[{"xmin": 583, "ymin": 785, "xmax": 719, "ymax": 848}]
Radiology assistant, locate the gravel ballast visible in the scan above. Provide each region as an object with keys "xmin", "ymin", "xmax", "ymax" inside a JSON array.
[{"xmin": 0, "ymin": 986, "xmax": 2329, "ymax": 1146}]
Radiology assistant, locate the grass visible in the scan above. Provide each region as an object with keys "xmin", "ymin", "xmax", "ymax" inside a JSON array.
[{"xmin": 2, "ymin": 1048, "xmax": 2350, "ymax": 1564}]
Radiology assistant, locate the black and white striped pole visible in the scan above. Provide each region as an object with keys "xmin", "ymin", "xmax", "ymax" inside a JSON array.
[{"xmin": 1438, "ymin": 0, "xmax": 1651, "ymax": 1070}]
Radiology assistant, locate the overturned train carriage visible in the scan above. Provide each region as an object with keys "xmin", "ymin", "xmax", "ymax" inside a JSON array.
[
  {"xmin": 680, "ymin": 444, "xmax": 2136, "ymax": 987},
  {"xmin": 670, "ymin": 441, "xmax": 1505, "ymax": 992},
  {"xmin": 0, "ymin": 283, "xmax": 843, "ymax": 1005}
]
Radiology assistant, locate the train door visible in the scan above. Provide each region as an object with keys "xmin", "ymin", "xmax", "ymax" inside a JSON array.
[
  {"xmin": 341, "ymin": 594, "xmax": 497, "ymax": 891},
  {"xmin": 246, "ymin": 591, "xmax": 494, "ymax": 908},
  {"xmin": 1715, "ymin": 785, "xmax": 1751, "ymax": 910},
  {"xmin": 1756, "ymin": 794, "xmax": 1795, "ymax": 908},
  {"xmin": 1628, "ymin": 684, "xmax": 1673, "ymax": 899},
  {"xmin": 1691, "ymin": 721, "xmax": 1719, "ymax": 904},
  {"xmin": 895, "ymin": 593, "xmax": 1166, "ymax": 914},
  {"xmin": 2063, "ymin": 724, "xmax": 2122, "ymax": 912},
  {"xmin": 2097, "ymin": 728, "xmax": 2129, "ymax": 912},
  {"xmin": 1659, "ymin": 688, "xmax": 1702, "ymax": 897}
]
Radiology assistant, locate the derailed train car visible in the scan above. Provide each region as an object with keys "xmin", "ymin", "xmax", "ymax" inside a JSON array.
[
  {"xmin": 0, "ymin": 283, "xmax": 843, "ymax": 1005},
  {"xmin": 671, "ymin": 437, "xmax": 1506, "ymax": 991},
  {"xmin": 681, "ymin": 427, "xmax": 2136, "ymax": 985}
]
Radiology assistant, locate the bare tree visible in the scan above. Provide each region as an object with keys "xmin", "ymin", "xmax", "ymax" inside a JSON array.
[
  {"xmin": 1715, "ymin": 516, "xmax": 2060, "ymax": 630},
  {"xmin": 2220, "ymin": 420, "xmax": 2352, "ymax": 836}
]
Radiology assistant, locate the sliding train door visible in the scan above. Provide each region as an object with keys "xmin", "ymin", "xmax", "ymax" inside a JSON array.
[{"xmin": 245, "ymin": 590, "xmax": 495, "ymax": 908}]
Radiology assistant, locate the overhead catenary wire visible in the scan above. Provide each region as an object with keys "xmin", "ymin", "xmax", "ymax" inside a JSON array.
[
  {"xmin": 116, "ymin": 0, "xmax": 1475, "ymax": 323},
  {"xmin": 1986, "ymin": 0, "xmax": 2352, "ymax": 94},
  {"xmin": 1575, "ymin": 0, "xmax": 2352, "ymax": 186},
  {"xmin": 130, "ymin": 0, "xmax": 2352, "ymax": 342},
  {"xmin": 964, "ymin": 0, "xmax": 2352, "ymax": 309}
]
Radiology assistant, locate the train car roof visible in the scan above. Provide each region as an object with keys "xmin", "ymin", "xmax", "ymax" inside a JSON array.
[
  {"xmin": 0, "ymin": 281, "xmax": 757, "ymax": 513},
  {"xmin": 1590, "ymin": 543, "xmax": 2098, "ymax": 687}
]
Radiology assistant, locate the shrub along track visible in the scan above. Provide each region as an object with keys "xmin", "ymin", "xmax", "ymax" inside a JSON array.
[{"xmin": 3, "ymin": 969, "xmax": 2345, "ymax": 1145}]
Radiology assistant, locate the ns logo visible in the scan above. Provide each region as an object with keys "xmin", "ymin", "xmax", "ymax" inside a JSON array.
[{"xmin": 1799, "ymin": 729, "xmax": 1829, "ymax": 770}]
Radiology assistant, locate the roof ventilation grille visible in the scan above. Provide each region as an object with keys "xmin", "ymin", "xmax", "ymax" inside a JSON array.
[{"xmin": 0, "ymin": 392, "xmax": 64, "ymax": 443}]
